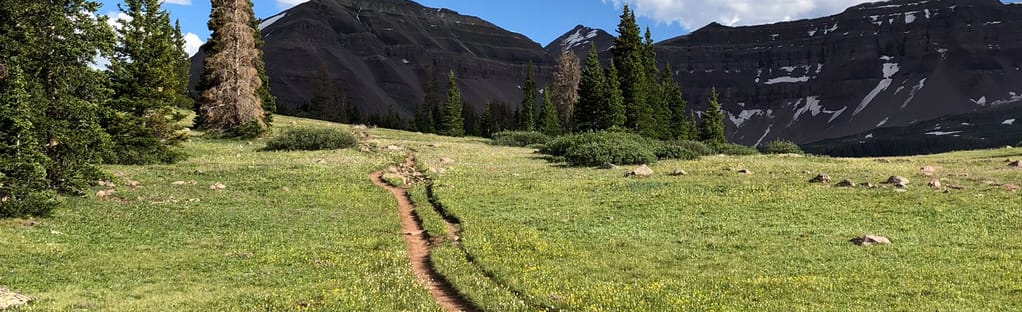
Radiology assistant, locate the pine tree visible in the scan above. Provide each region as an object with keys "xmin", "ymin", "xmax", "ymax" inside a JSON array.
[
  {"xmin": 699, "ymin": 87, "xmax": 727, "ymax": 144},
  {"xmin": 551, "ymin": 49, "xmax": 581, "ymax": 132},
  {"xmin": 172, "ymin": 21, "xmax": 193, "ymax": 109},
  {"xmin": 440, "ymin": 70, "xmax": 464, "ymax": 137},
  {"xmin": 196, "ymin": 0, "xmax": 267, "ymax": 137},
  {"xmin": 661, "ymin": 65, "xmax": 690, "ymax": 140},
  {"xmin": 105, "ymin": 0, "xmax": 190, "ymax": 165},
  {"xmin": 251, "ymin": 5, "xmax": 276, "ymax": 124},
  {"xmin": 422, "ymin": 68, "xmax": 442, "ymax": 133},
  {"xmin": 519, "ymin": 62, "xmax": 537, "ymax": 131},
  {"xmin": 479, "ymin": 102, "xmax": 494, "ymax": 137},
  {"xmin": 573, "ymin": 43, "xmax": 607, "ymax": 132},
  {"xmin": 0, "ymin": 64, "xmax": 59, "ymax": 217},
  {"xmin": 685, "ymin": 111, "xmax": 699, "ymax": 141},
  {"xmin": 539, "ymin": 89, "xmax": 562, "ymax": 136},
  {"xmin": 612, "ymin": 5, "xmax": 651, "ymax": 135},
  {"xmin": 601, "ymin": 61, "xmax": 627, "ymax": 130}
]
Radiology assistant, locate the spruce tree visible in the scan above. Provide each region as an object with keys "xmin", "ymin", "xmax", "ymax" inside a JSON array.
[
  {"xmin": 172, "ymin": 21, "xmax": 193, "ymax": 109},
  {"xmin": 250, "ymin": 2, "xmax": 276, "ymax": 123},
  {"xmin": 479, "ymin": 102, "xmax": 494, "ymax": 137},
  {"xmin": 1, "ymin": 0, "xmax": 115, "ymax": 195},
  {"xmin": 539, "ymin": 89, "xmax": 562, "ymax": 136},
  {"xmin": 699, "ymin": 87, "xmax": 727, "ymax": 144},
  {"xmin": 685, "ymin": 111, "xmax": 699, "ymax": 141},
  {"xmin": 440, "ymin": 70, "xmax": 465, "ymax": 137},
  {"xmin": 196, "ymin": 0, "xmax": 268, "ymax": 137},
  {"xmin": 661, "ymin": 65, "xmax": 690, "ymax": 140},
  {"xmin": 105, "ymin": 0, "xmax": 190, "ymax": 165},
  {"xmin": 601, "ymin": 61, "xmax": 627, "ymax": 130},
  {"xmin": 0, "ymin": 64, "xmax": 58, "ymax": 217},
  {"xmin": 519, "ymin": 62, "xmax": 537, "ymax": 131},
  {"xmin": 551, "ymin": 49, "xmax": 581, "ymax": 132},
  {"xmin": 573, "ymin": 43, "xmax": 607, "ymax": 132},
  {"xmin": 612, "ymin": 5, "xmax": 651, "ymax": 135}
]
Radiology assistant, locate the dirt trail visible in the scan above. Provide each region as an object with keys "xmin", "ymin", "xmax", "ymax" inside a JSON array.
[{"xmin": 369, "ymin": 153, "xmax": 479, "ymax": 312}]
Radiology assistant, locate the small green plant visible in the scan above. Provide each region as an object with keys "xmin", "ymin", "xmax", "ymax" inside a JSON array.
[
  {"xmin": 542, "ymin": 131, "xmax": 660, "ymax": 166},
  {"xmin": 761, "ymin": 139, "xmax": 804, "ymax": 154},
  {"xmin": 710, "ymin": 142, "xmax": 760, "ymax": 156},
  {"xmin": 263, "ymin": 127, "xmax": 357, "ymax": 151},
  {"xmin": 492, "ymin": 131, "xmax": 550, "ymax": 147}
]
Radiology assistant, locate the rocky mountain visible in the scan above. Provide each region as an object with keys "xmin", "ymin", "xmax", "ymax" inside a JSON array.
[
  {"xmin": 656, "ymin": 0, "xmax": 1022, "ymax": 147},
  {"xmin": 544, "ymin": 25, "xmax": 615, "ymax": 57},
  {"xmin": 191, "ymin": 0, "xmax": 554, "ymax": 120}
]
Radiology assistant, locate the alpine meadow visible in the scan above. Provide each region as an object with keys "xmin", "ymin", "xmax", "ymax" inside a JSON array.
[{"xmin": 2, "ymin": 0, "xmax": 1021, "ymax": 311}]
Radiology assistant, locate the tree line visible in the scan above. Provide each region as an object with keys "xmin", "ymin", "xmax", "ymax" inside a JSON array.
[
  {"xmin": 404, "ymin": 5, "xmax": 727, "ymax": 144},
  {"xmin": 1, "ymin": 0, "xmax": 271, "ymax": 216}
]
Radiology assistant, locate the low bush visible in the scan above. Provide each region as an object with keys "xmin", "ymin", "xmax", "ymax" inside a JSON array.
[
  {"xmin": 761, "ymin": 139, "xmax": 804, "ymax": 154},
  {"xmin": 491, "ymin": 131, "xmax": 550, "ymax": 147},
  {"xmin": 542, "ymin": 131, "xmax": 699, "ymax": 166},
  {"xmin": 654, "ymin": 144, "xmax": 699, "ymax": 161},
  {"xmin": 665, "ymin": 139, "xmax": 714, "ymax": 156},
  {"xmin": 263, "ymin": 127, "xmax": 357, "ymax": 151},
  {"xmin": 564, "ymin": 139, "xmax": 657, "ymax": 167},
  {"xmin": 710, "ymin": 142, "xmax": 760, "ymax": 156}
]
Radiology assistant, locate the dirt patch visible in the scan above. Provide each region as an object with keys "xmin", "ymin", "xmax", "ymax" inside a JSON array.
[{"xmin": 370, "ymin": 154, "xmax": 478, "ymax": 312}]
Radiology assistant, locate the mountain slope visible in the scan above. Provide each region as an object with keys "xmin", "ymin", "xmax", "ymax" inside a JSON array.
[
  {"xmin": 544, "ymin": 25, "xmax": 615, "ymax": 57},
  {"xmin": 191, "ymin": 0, "xmax": 554, "ymax": 120},
  {"xmin": 657, "ymin": 0, "xmax": 1022, "ymax": 146}
]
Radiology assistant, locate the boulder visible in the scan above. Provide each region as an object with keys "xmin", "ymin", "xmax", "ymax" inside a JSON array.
[
  {"xmin": 859, "ymin": 182, "xmax": 877, "ymax": 189},
  {"xmin": 809, "ymin": 174, "xmax": 831, "ymax": 183},
  {"xmin": 670, "ymin": 169, "xmax": 688, "ymax": 176},
  {"xmin": 1009, "ymin": 161, "xmax": 1022, "ymax": 168},
  {"xmin": 625, "ymin": 165, "xmax": 655, "ymax": 177},
  {"xmin": 598, "ymin": 162, "xmax": 619, "ymax": 170},
  {"xmin": 0, "ymin": 287, "xmax": 31, "ymax": 310},
  {"xmin": 928, "ymin": 179, "xmax": 943, "ymax": 189},
  {"xmin": 1003, "ymin": 184, "xmax": 1020, "ymax": 192},
  {"xmin": 885, "ymin": 176, "xmax": 910, "ymax": 188},
  {"xmin": 737, "ymin": 169, "xmax": 753, "ymax": 175},
  {"xmin": 850, "ymin": 235, "xmax": 891, "ymax": 246},
  {"xmin": 919, "ymin": 166, "xmax": 940, "ymax": 176},
  {"xmin": 209, "ymin": 182, "xmax": 227, "ymax": 190}
]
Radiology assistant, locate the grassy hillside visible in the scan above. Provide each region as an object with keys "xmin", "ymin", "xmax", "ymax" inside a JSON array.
[{"xmin": 3, "ymin": 116, "xmax": 1021, "ymax": 311}]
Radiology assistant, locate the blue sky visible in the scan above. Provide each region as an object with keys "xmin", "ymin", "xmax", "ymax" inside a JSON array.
[{"xmin": 96, "ymin": 0, "xmax": 1022, "ymax": 56}]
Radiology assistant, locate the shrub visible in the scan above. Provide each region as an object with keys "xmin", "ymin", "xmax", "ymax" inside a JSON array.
[
  {"xmin": 541, "ymin": 131, "xmax": 659, "ymax": 166},
  {"xmin": 665, "ymin": 139, "xmax": 714, "ymax": 156},
  {"xmin": 492, "ymin": 131, "xmax": 550, "ymax": 147},
  {"xmin": 263, "ymin": 127, "xmax": 357, "ymax": 151},
  {"xmin": 654, "ymin": 145, "xmax": 699, "ymax": 160},
  {"xmin": 761, "ymin": 139, "xmax": 804, "ymax": 154},
  {"xmin": 710, "ymin": 142, "xmax": 760, "ymax": 156}
]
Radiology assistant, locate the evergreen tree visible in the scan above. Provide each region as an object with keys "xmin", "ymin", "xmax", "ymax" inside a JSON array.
[
  {"xmin": 423, "ymin": 68, "xmax": 443, "ymax": 133},
  {"xmin": 0, "ymin": 64, "xmax": 58, "ymax": 217},
  {"xmin": 660, "ymin": 65, "xmax": 690, "ymax": 140},
  {"xmin": 105, "ymin": 0, "xmax": 190, "ymax": 165},
  {"xmin": 462, "ymin": 102, "xmax": 479, "ymax": 137},
  {"xmin": 573, "ymin": 43, "xmax": 607, "ymax": 132},
  {"xmin": 699, "ymin": 87, "xmax": 727, "ymax": 144},
  {"xmin": 519, "ymin": 62, "xmax": 537, "ymax": 131},
  {"xmin": 539, "ymin": 89, "xmax": 562, "ymax": 136},
  {"xmin": 196, "ymin": 0, "xmax": 268, "ymax": 137},
  {"xmin": 685, "ymin": 111, "xmax": 699, "ymax": 141},
  {"xmin": 611, "ymin": 5, "xmax": 651, "ymax": 135},
  {"xmin": 601, "ymin": 61, "xmax": 627, "ymax": 130},
  {"xmin": 1, "ymin": 0, "xmax": 115, "ymax": 196},
  {"xmin": 479, "ymin": 102, "xmax": 494, "ymax": 137},
  {"xmin": 551, "ymin": 49, "xmax": 581, "ymax": 132},
  {"xmin": 172, "ymin": 21, "xmax": 193, "ymax": 109},
  {"xmin": 440, "ymin": 70, "xmax": 465, "ymax": 137},
  {"xmin": 250, "ymin": 1, "xmax": 276, "ymax": 123}
]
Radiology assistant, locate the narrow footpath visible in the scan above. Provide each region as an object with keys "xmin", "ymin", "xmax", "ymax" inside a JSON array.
[{"xmin": 369, "ymin": 153, "xmax": 479, "ymax": 312}]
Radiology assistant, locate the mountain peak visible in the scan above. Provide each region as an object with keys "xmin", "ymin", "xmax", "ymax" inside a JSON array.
[{"xmin": 544, "ymin": 25, "xmax": 615, "ymax": 56}]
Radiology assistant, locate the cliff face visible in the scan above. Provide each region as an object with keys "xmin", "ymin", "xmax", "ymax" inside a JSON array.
[
  {"xmin": 657, "ymin": 0, "xmax": 1022, "ymax": 145},
  {"xmin": 192, "ymin": 0, "xmax": 554, "ymax": 119}
]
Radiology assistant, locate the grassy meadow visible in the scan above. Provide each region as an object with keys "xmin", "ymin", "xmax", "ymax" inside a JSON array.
[{"xmin": 3, "ymin": 116, "xmax": 1021, "ymax": 311}]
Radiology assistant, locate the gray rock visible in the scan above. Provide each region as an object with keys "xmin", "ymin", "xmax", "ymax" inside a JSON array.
[
  {"xmin": 598, "ymin": 163, "xmax": 619, "ymax": 170},
  {"xmin": 885, "ymin": 176, "xmax": 910, "ymax": 188},
  {"xmin": 670, "ymin": 169, "xmax": 688, "ymax": 176},
  {"xmin": 835, "ymin": 180, "xmax": 855, "ymax": 188},
  {"xmin": 809, "ymin": 174, "xmax": 831, "ymax": 183},
  {"xmin": 850, "ymin": 235, "xmax": 892, "ymax": 246},
  {"xmin": 625, "ymin": 165, "xmax": 655, "ymax": 177}
]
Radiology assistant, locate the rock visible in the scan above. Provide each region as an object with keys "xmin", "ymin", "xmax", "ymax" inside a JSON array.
[
  {"xmin": 1009, "ymin": 161, "xmax": 1022, "ymax": 168},
  {"xmin": 809, "ymin": 174, "xmax": 831, "ymax": 183},
  {"xmin": 919, "ymin": 166, "xmax": 940, "ymax": 176},
  {"xmin": 428, "ymin": 166, "xmax": 446, "ymax": 174},
  {"xmin": 670, "ymin": 169, "xmax": 688, "ymax": 176},
  {"xmin": 885, "ymin": 176, "xmax": 910, "ymax": 188},
  {"xmin": 1003, "ymin": 184, "xmax": 1020, "ymax": 192},
  {"xmin": 737, "ymin": 169, "xmax": 753, "ymax": 175},
  {"xmin": 835, "ymin": 180, "xmax": 855, "ymax": 188},
  {"xmin": 859, "ymin": 182, "xmax": 877, "ymax": 188},
  {"xmin": 438, "ymin": 157, "xmax": 455, "ymax": 165},
  {"xmin": 984, "ymin": 180, "xmax": 1001, "ymax": 187},
  {"xmin": 96, "ymin": 180, "xmax": 116, "ymax": 188},
  {"xmin": 385, "ymin": 145, "xmax": 404, "ymax": 151},
  {"xmin": 359, "ymin": 145, "xmax": 372, "ymax": 153},
  {"xmin": 948, "ymin": 185, "xmax": 966, "ymax": 190},
  {"xmin": 0, "ymin": 287, "xmax": 31, "ymax": 310},
  {"xmin": 352, "ymin": 125, "xmax": 368, "ymax": 130},
  {"xmin": 625, "ymin": 165, "xmax": 655, "ymax": 177},
  {"xmin": 126, "ymin": 180, "xmax": 141, "ymax": 188},
  {"xmin": 426, "ymin": 144, "xmax": 438, "ymax": 147},
  {"xmin": 928, "ymin": 179, "xmax": 943, "ymax": 189},
  {"xmin": 96, "ymin": 189, "xmax": 115, "ymax": 198},
  {"xmin": 209, "ymin": 182, "xmax": 226, "ymax": 190},
  {"xmin": 849, "ymin": 235, "xmax": 891, "ymax": 246},
  {"xmin": 598, "ymin": 163, "xmax": 619, "ymax": 170},
  {"xmin": 171, "ymin": 181, "xmax": 187, "ymax": 186},
  {"xmin": 802, "ymin": 170, "xmax": 813, "ymax": 174},
  {"xmin": 289, "ymin": 121, "xmax": 298, "ymax": 125}
]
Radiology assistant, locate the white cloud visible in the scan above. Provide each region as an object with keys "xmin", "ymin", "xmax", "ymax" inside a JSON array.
[
  {"xmin": 183, "ymin": 32, "xmax": 204, "ymax": 57},
  {"xmin": 603, "ymin": 0, "xmax": 875, "ymax": 30},
  {"xmin": 275, "ymin": 0, "xmax": 309, "ymax": 9},
  {"xmin": 161, "ymin": 0, "xmax": 191, "ymax": 5},
  {"xmin": 106, "ymin": 11, "xmax": 132, "ymax": 30}
]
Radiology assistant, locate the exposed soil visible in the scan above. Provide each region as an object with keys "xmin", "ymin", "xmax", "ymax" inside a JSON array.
[{"xmin": 370, "ymin": 153, "xmax": 478, "ymax": 312}]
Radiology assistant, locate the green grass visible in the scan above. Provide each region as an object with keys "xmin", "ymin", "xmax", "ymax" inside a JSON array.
[
  {"xmin": 0, "ymin": 116, "xmax": 437, "ymax": 311},
  {"xmin": 371, "ymin": 127, "xmax": 1022, "ymax": 311},
  {"xmin": 3, "ymin": 117, "xmax": 1022, "ymax": 311}
]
